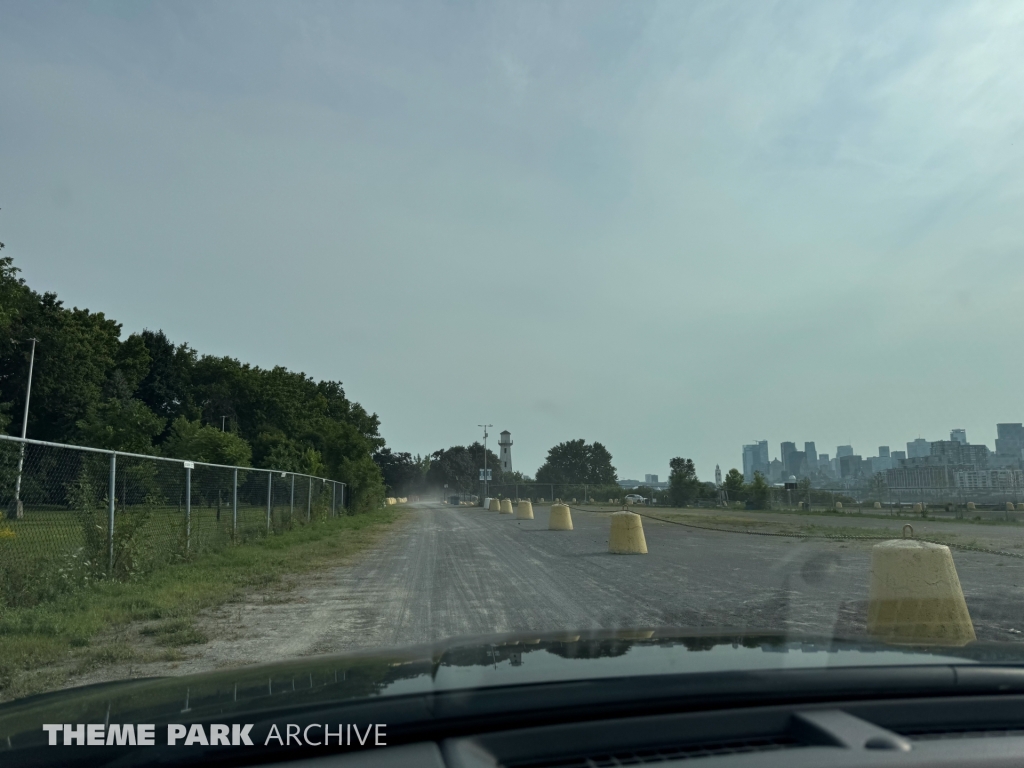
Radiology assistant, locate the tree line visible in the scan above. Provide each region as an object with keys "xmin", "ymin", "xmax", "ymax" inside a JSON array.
[{"xmin": 0, "ymin": 252, "xmax": 384, "ymax": 512}]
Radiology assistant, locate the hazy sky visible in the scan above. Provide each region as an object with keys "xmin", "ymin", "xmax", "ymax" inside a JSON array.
[{"xmin": 2, "ymin": 1, "xmax": 1023, "ymax": 480}]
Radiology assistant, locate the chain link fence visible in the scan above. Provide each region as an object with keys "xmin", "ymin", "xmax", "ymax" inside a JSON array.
[{"xmin": 0, "ymin": 435, "xmax": 344, "ymax": 608}]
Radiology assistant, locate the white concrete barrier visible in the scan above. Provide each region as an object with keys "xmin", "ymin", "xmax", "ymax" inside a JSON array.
[
  {"xmin": 488, "ymin": 498, "xmax": 501, "ymax": 512},
  {"xmin": 515, "ymin": 500, "xmax": 534, "ymax": 520},
  {"xmin": 913, "ymin": 503, "xmax": 923, "ymax": 513},
  {"xmin": 835, "ymin": 502, "xmax": 843, "ymax": 510},
  {"xmin": 874, "ymin": 502, "xmax": 882, "ymax": 509},
  {"xmin": 867, "ymin": 539, "xmax": 975, "ymax": 646},
  {"xmin": 1007, "ymin": 502, "xmax": 1017, "ymax": 512},
  {"xmin": 500, "ymin": 498, "xmax": 514, "ymax": 515},
  {"xmin": 967, "ymin": 502, "xmax": 976, "ymax": 511},
  {"xmin": 608, "ymin": 511, "xmax": 647, "ymax": 554},
  {"xmin": 549, "ymin": 503, "xmax": 573, "ymax": 530}
]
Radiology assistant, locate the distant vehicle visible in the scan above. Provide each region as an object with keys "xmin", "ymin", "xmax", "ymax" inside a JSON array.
[{"xmin": 624, "ymin": 494, "xmax": 646, "ymax": 504}]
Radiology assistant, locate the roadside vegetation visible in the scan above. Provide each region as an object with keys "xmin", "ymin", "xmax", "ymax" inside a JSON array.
[
  {"xmin": 0, "ymin": 507, "xmax": 403, "ymax": 701},
  {"xmin": 0, "ymin": 251, "xmax": 386, "ymax": 515}
]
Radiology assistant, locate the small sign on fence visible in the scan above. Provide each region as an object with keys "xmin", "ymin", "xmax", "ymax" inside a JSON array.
[{"xmin": 183, "ymin": 461, "xmax": 195, "ymax": 469}]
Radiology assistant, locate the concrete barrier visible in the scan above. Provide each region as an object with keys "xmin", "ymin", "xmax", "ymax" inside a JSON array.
[
  {"xmin": 571, "ymin": 498, "xmax": 577, "ymax": 503},
  {"xmin": 499, "ymin": 498, "xmax": 514, "ymax": 515},
  {"xmin": 874, "ymin": 502, "xmax": 882, "ymax": 509},
  {"xmin": 1008, "ymin": 502, "xmax": 1017, "ymax": 512},
  {"xmin": 798, "ymin": 502, "xmax": 804, "ymax": 510},
  {"xmin": 483, "ymin": 497, "xmax": 491, "ymax": 509},
  {"xmin": 515, "ymin": 500, "xmax": 534, "ymax": 520},
  {"xmin": 967, "ymin": 502, "xmax": 976, "ymax": 511},
  {"xmin": 488, "ymin": 498, "xmax": 501, "ymax": 512},
  {"xmin": 549, "ymin": 503, "xmax": 573, "ymax": 530},
  {"xmin": 608, "ymin": 511, "xmax": 647, "ymax": 554},
  {"xmin": 608, "ymin": 498, "xmax": 614, "ymax": 504},
  {"xmin": 913, "ymin": 503, "xmax": 923, "ymax": 513},
  {"xmin": 539, "ymin": 497, "xmax": 546, "ymax": 503},
  {"xmin": 866, "ymin": 539, "xmax": 975, "ymax": 646},
  {"xmin": 835, "ymin": 502, "xmax": 843, "ymax": 510}
]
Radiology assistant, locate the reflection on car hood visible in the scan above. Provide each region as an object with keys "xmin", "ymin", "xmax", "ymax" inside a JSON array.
[{"xmin": 1, "ymin": 629, "xmax": 1021, "ymax": 740}]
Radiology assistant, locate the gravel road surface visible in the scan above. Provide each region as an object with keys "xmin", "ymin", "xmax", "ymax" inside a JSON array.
[{"xmin": 127, "ymin": 500, "xmax": 1024, "ymax": 679}]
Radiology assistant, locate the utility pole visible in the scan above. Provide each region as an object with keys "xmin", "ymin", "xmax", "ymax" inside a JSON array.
[
  {"xmin": 221, "ymin": 416, "xmax": 228, "ymax": 432},
  {"xmin": 9, "ymin": 338, "xmax": 38, "ymax": 520},
  {"xmin": 478, "ymin": 424, "xmax": 492, "ymax": 500}
]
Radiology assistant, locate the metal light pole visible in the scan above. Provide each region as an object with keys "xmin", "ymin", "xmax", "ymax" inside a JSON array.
[
  {"xmin": 478, "ymin": 424, "xmax": 492, "ymax": 499},
  {"xmin": 10, "ymin": 338, "xmax": 38, "ymax": 520}
]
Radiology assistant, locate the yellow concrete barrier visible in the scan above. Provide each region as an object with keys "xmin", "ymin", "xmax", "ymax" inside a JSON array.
[
  {"xmin": 515, "ymin": 500, "xmax": 534, "ymax": 520},
  {"xmin": 549, "ymin": 503, "xmax": 573, "ymax": 530},
  {"xmin": 488, "ymin": 498, "xmax": 501, "ymax": 512},
  {"xmin": 500, "ymin": 498, "xmax": 514, "ymax": 515},
  {"xmin": 608, "ymin": 498, "xmax": 614, "ymax": 504},
  {"xmin": 874, "ymin": 502, "xmax": 882, "ymax": 509},
  {"xmin": 539, "ymin": 497, "xmax": 546, "ymax": 503},
  {"xmin": 835, "ymin": 502, "xmax": 843, "ymax": 510},
  {"xmin": 913, "ymin": 503, "xmax": 923, "ymax": 513},
  {"xmin": 1007, "ymin": 502, "xmax": 1017, "ymax": 512},
  {"xmin": 967, "ymin": 502, "xmax": 976, "ymax": 511},
  {"xmin": 608, "ymin": 511, "xmax": 647, "ymax": 554},
  {"xmin": 867, "ymin": 539, "xmax": 975, "ymax": 646}
]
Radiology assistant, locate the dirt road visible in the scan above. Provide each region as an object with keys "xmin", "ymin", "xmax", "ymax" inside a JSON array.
[{"xmin": 74, "ymin": 501, "xmax": 1024, "ymax": 684}]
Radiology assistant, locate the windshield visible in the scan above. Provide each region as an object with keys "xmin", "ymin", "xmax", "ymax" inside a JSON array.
[{"xmin": 2, "ymin": 0, "xmax": 1024, "ymax": 729}]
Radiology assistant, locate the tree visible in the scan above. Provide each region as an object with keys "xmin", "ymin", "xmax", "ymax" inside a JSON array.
[
  {"xmin": 668, "ymin": 457, "xmax": 701, "ymax": 507},
  {"xmin": 723, "ymin": 468, "xmax": 745, "ymax": 500},
  {"xmin": 373, "ymin": 448, "xmax": 426, "ymax": 495},
  {"xmin": 535, "ymin": 440, "xmax": 617, "ymax": 485},
  {"xmin": 748, "ymin": 471, "xmax": 771, "ymax": 509},
  {"xmin": 162, "ymin": 417, "xmax": 252, "ymax": 467},
  {"xmin": 425, "ymin": 442, "xmax": 500, "ymax": 494},
  {"xmin": 77, "ymin": 397, "xmax": 165, "ymax": 454}
]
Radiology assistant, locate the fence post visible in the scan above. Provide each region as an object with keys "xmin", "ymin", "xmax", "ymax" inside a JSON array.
[
  {"xmin": 332, "ymin": 482, "xmax": 337, "ymax": 517},
  {"xmin": 307, "ymin": 477, "xmax": 312, "ymax": 521},
  {"xmin": 108, "ymin": 453, "xmax": 116, "ymax": 576},
  {"xmin": 266, "ymin": 472, "xmax": 273, "ymax": 532},
  {"xmin": 232, "ymin": 467, "xmax": 238, "ymax": 536},
  {"xmin": 290, "ymin": 474, "xmax": 295, "ymax": 517},
  {"xmin": 185, "ymin": 464, "xmax": 192, "ymax": 554},
  {"xmin": 341, "ymin": 483, "xmax": 345, "ymax": 511}
]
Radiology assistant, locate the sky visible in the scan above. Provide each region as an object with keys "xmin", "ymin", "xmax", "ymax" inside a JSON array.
[{"xmin": 1, "ymin": 1, "xmax": 1023, "ymax": 481}]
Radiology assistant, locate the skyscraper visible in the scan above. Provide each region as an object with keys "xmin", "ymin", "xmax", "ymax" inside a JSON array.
[
  {"xmin": 804, "ymin": 442, "xmax": 818, "ymax": 466},
  {"xmin": 781, "ymin": 442, "xmax": 797, "ymax": 473},
  {"xmin": 951, "ymin": 429, "xmax": 967, "ymax": 446},
  {"xmin": 907, "ymin": 438, "xmax": 930, "ymax": 459},
  {"xmin": 879, "ymin": 446, "xmax": 890, "ymax": 458},
  {"xmin": 836, "ymin": 445, "xmax": 854, "ymax": 458}
]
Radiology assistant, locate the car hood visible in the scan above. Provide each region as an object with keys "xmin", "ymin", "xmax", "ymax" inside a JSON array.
[{"xmin": 0, "ymin": 629, "xmax": 1020, "ymax": 746}]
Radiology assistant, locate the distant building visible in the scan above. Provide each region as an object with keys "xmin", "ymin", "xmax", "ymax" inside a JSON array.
[
  {"xmin": 996, "ymin": 424, "xmax": 1024, "ymax": 459},
  {"xmin": 839, "ymin": 454, "xmax": 863, "ymax": 479},
  {"xmin": 951, "ymin": 429, "xmax": 967, "ymax": 446},
  {"xmin": 644, "ymin": 474, "xmax": 659, "ymax": 485},
  {"xmin": 742, "ymin": 440, "xmax": 770, "ymax": 482},
  {"xmin": 869, "ymin": 456, "xmax": 892, "ymax": 474},
  {"xmin": 836, "ymin": 445, "xmax": 854, "ymax": 458},
  {"xmin": 715, "ymin": 465, "xmax": 722, "ymax": 486},
  {"xmin": 891, "ymin": 450, "xmax": 907, "ymax": 462},
  {"xmin": 804, "ymin": 442, "xmax": 818, "ymax": 466},
  {"xmin": 780, "ymin": 442, "xmax": 797, "ymax": 474},
  {"xmin": 878, "ymin": 446, "xmax": 890, "ymax": 459},
  {"xmin": 907, "ymin": 438, "xmax": 930, "ymax": 459},
  {"xmin": 768, "ymin": 459, "xmax": 784, "ymax": 483},
  {"xmin": 498, "ymin": 430, "xmax": 513, "ymax": 472},
  {"xmin": 929, "ymin": 440, "xmax": 990, "ymax": 467},
  {"xmin": 887, "ymin": 466, "xmax": 952, "ymax": 489},
  {"xmin": 954, "ymin": 469, "xmax": 1024, "ymax": 491}
]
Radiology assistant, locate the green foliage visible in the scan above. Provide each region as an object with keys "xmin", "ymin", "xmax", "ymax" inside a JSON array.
[
  {"xmin": 76, "ymin": 397, "xmax": 165, "ymax": 453},
  {"xmin": 0, "ymin": 252, "xmax": 386, "ymax": 514},
  {"xmin": 748, "ymin": 472, "xmax": 771, "ymax": 509},
  {"xmin": 426, "ymin": 442, "xmax": 501, "ymax": 494},
  {"xmin": 162, "ymin": 417, "xmax": 252, "ymax": 467},
  {"xmin": 668, "ymin": 457, "xmax": 702, "ymax": 507},
  {"xmin": 723, "ymin": 468, "xmax": 746, "ymax": 500},
  {"xmin": 536, "ymin": 439, "xmax": 617, "ymax": 485}
]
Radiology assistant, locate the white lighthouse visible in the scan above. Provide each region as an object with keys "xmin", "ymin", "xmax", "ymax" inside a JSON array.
[
  {"xmin": 715, "ymin": 464, "xmax": 723, "ymax": 487},
  {"xmin": 498, "ymin": 430, "xmax": 513, "ymax": 472}
]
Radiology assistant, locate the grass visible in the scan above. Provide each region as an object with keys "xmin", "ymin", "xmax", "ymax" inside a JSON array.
[{"xmin": 0, "ymin": 508, "xmax": 404, "ymax": 702}]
